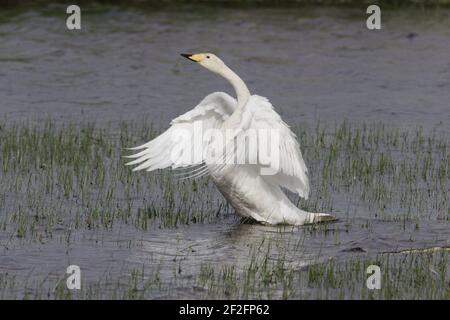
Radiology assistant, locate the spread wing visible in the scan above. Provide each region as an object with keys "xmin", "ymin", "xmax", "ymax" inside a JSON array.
[
  {"xmin": 243, "ymin": 95, "xmax": 310, "ymax": 199},
  {"xmin": 125, "ymin": 92, "xmax": 237, "ymax": 172}
]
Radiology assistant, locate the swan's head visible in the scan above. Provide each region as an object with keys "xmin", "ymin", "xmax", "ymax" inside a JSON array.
[{"xmin": 181, "ymin": 53, "xmax": 226, "ymax": 74}]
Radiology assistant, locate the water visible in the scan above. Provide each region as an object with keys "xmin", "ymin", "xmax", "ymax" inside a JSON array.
[
  {"xmin": 1, "ymin": 6, "xmax": 449, "ymax": 128},
  {"xmin": 0, "ymin": 5, "xmax": 449, "ymax": 299}
]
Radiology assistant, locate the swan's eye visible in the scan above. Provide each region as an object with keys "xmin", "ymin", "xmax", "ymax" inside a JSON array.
[{"xmin": 206, "ymin": 55, "xmax": 210, "ymax": 59}]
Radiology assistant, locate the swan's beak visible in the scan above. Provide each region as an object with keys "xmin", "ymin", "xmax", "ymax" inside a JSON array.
[{"xmin": 180, "ymin": 53, "xmax": 204, "ymax": 62}]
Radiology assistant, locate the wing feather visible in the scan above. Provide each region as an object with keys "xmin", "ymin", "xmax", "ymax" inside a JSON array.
[
  {"xmin": 243, "ymin": 95, "xmax": 310, "ymax": 199},
  {"xmin": 126, "ymin": 92, "xmax": 237, "ymax": 171}
]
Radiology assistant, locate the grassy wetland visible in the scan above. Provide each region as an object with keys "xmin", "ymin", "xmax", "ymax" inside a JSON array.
[
  {"xmin": 0, "ymin": 4, "xmax": 449, "ymax": 300},
  {"xmin": 0, "ymin": 119, "xmax": 448, "ymax": 299}
]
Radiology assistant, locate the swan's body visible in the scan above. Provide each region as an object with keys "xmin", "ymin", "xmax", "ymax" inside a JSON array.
[{"xmin": 126, "ymin": 53, "xmax": 334, "ymax": 225}]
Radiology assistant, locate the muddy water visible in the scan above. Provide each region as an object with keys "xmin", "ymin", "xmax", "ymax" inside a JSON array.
[{"xmin": 0, "ymin": 5, "xmax": 449, "ymax": 299}]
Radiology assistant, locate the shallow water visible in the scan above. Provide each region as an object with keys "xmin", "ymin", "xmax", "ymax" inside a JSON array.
[
  {"xmin": 0, "ymin": 5, "xmax": 449, "ymax": 299},
  {"xmin": 1, "ymin": 6, "xmax": 449, "ymax": 129}
]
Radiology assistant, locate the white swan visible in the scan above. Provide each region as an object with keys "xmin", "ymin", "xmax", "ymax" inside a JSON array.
[{"xmin": 126, "ymin": 53, "xmax": 335, "ymax": 225}]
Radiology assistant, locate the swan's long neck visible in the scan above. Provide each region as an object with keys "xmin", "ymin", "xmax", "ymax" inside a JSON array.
[{"xmin": 218, "ymin": 65, "xmax": 250, "ymax": 108}]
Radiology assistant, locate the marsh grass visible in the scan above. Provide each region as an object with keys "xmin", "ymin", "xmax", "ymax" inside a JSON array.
[
  {"xmin": 0, "ymin": 119, "xmax": 448, "ymax": 299},
  {"xmin": 1, "ymin": 243, "xmax": 448, "ymax": 300},
  {"xmin": 0, "ymin": 119, "xmax": 233, "ymax": 240}
]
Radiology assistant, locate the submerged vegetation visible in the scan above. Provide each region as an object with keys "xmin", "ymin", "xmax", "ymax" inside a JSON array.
[{"xmin": 0, "ymin": 119, "xmax": 448, "ymax": 299}]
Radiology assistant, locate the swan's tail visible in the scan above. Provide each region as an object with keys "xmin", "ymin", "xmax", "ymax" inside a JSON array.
[
  {"xmin": 279, "ymin": 207, "xmax": 336, "ymax": 225},
  {"xmin": 309, "ymin": 213, "xmax": 336, "ymax": 224}
]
